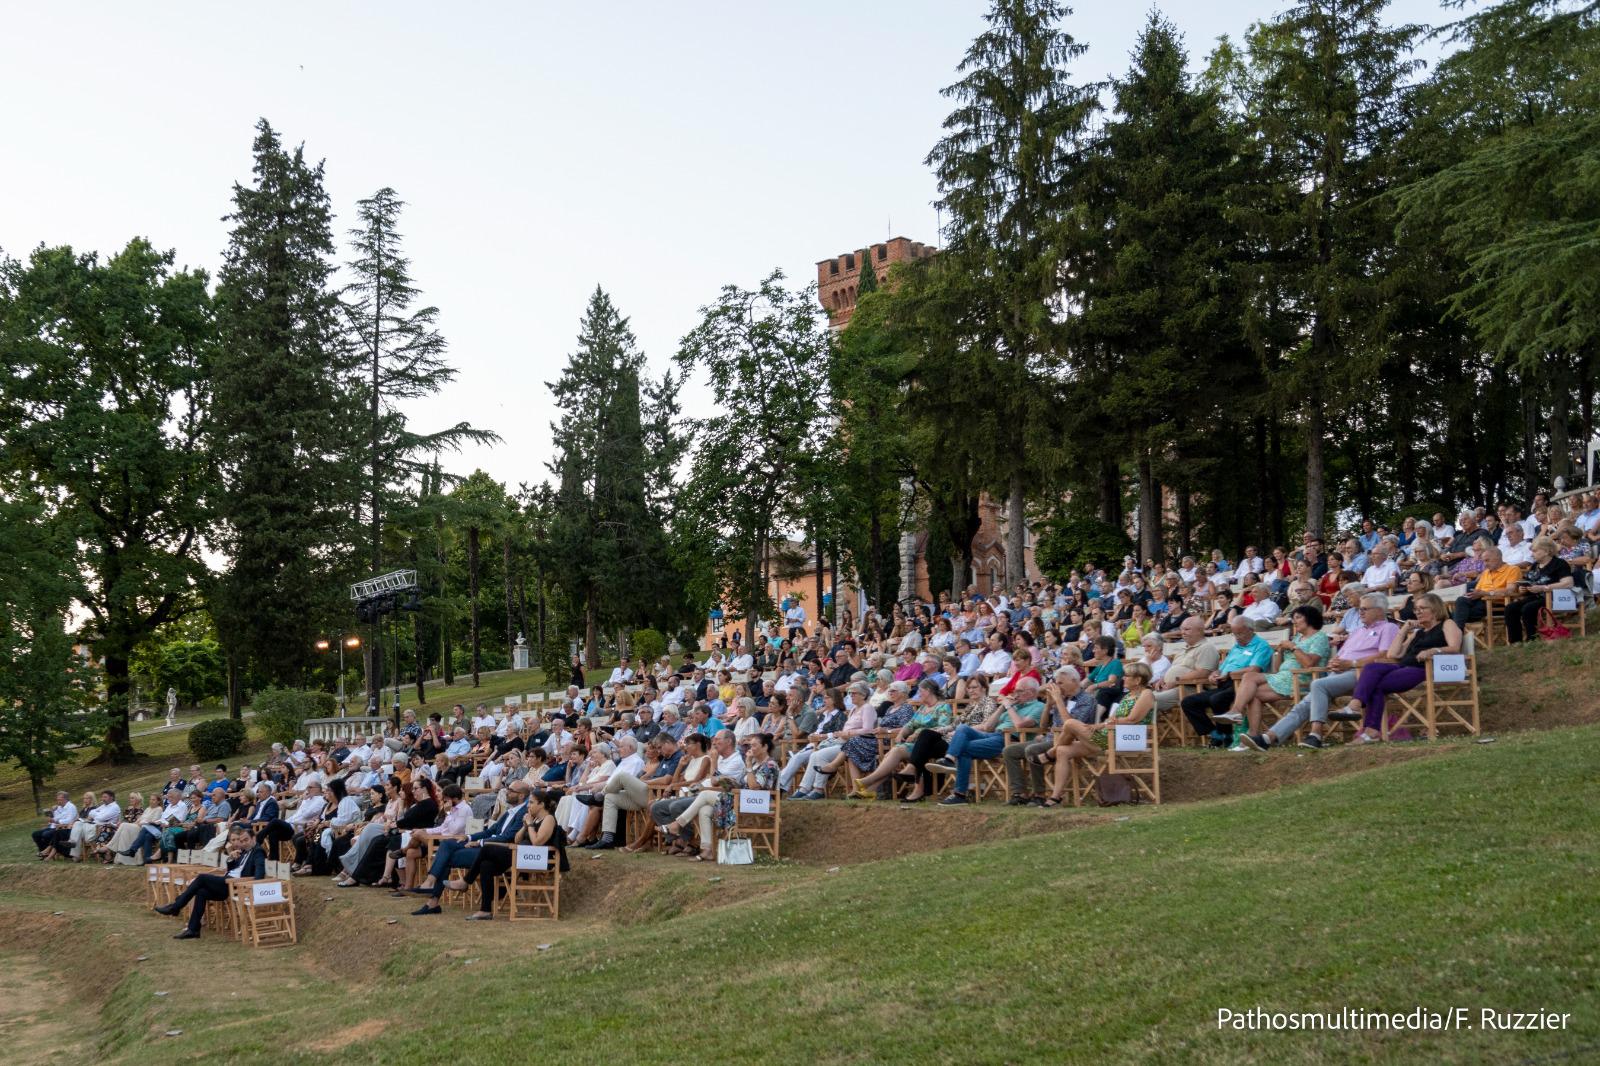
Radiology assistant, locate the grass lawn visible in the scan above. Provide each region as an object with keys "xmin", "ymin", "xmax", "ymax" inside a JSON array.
[{"xmin": 1, "ymin": 722, "xmax": 1595, "ymax": 1064}]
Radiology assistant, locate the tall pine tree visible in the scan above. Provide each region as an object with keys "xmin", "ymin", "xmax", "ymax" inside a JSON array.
[{"xmin": 212, "ymin": 119, "xmax": 364, "ymax": 697}]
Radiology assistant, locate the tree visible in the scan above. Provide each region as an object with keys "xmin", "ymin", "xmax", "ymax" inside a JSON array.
[
  {"xmin": 1072, "ymin": 14, "xmax": 1251, "ymax": 563},
  {"xmin": 211, "ymin": 119, "xmax": 365, "ymax": 699},
  {"xmin": 927, "ymin": 0, "xmax": 1100, "ymax": 583},
  {"xmin": 0, "ymin": 239, "xmax": 214, "ymax": 759},
  {"xmin": 0, "ymin": 494, "xmax": 99, "ymax": 808},
  {"xmin": 548, "ymin": 288, "xmax": 696, "ymax": 665},
  {"xmin": 675, "ymin": 272, "xmax": 829, "ymax": 646},
  {"xmin": 1247, "ymin": 0, "xmax": 1420, "ymax": 536},
  {"xmin": 345, "ymin": 186, "xmax": 494, "ymax": 575}
]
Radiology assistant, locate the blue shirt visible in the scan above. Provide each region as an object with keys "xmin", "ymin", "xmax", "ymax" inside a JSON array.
[
  {"xmin": 1359, "ymin": 531, "xmax": 1381, "ymax": 552},
  {"xmin": 958, "ymin": 650, "xmax": 982, "ymax": 677},
  {"xmin": 445, "ymin": 738, "xmax": 471, "ymax": 757},
  {"xmin": 1220, "ymin": 636, "xmax": 1274, "ymax": 676}
]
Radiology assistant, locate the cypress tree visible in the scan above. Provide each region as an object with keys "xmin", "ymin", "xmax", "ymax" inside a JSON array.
[{"xmin": 212, "ymin": 119, "xmax": 364, "ymax": 693}]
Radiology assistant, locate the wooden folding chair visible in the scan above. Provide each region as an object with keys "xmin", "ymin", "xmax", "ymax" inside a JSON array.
[
  {"xmin": 717, "ymin": 788, "xmax": 781, "ymax": 859},
  {"xmin": 1545, "ymin": 588, "xmax": 1587, "ymax": 637},
  {"xmin": 1385, "ymin": 642, "xmax": 1480, "ymax": 740},
  {"xmin": 500, "ymin": 845, "xmax": 560, "ymax": 921},
  {"xmin": 1067, "ymin": 719, "xmax": 1161, "ymax": 806},
  {"xmin": 233, "ymin": 878, "xmax": 297, "ymax": 947}
]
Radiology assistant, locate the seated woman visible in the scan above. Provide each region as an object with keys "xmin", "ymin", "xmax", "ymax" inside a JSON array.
[
  {"xmin": 1041, "ymin": 661, "xmax": 1156, "ymax": 807},
  {"xmin": 441, "ymin": 788, "xmax": 570, "ymax": 921},
  {"xmin": 852, "ymin": 680, "xmax": 953, "ymax": 799},
  {"xmin": 635, "ymin": 733, "xmax": 714, "ymax": 851},
  {"xmin": 665, "ymin": 734, "xmax": 780, "ymax": 862},
  {"xmin": 1205, "ymin": 589, "xmax": 1239, "ymax": 635},
  {"xmin": 361, "ymin": 776, "xmax": 437, "ymax": 889},
  {"xmin": 898, "ymin": 675, "xmax": 994, "ymax": 801},
  {"xmin": 557, "ymin": 744, "xmax": 616, "ymax": 846},
  {"xmin": 1084, "ymin": 636, "xmax": 1125, "ymax": 718},
  {"xmin": 97, "ymin": 791, "xmax": 146, "ymax": 864},
  {"xmin": 1120, "ymin": 603, "xmax": 1155, "ymax": 647},
  {"xmin": 335, "ymin": 775, "xmax": 405, "ymax": 887},
  {"xmin": 1504, "ymin": 536, "xmax": 1575, "ymax": 643},
  {"xmin": 1395, "ymin": 570, "xmax": 1434, "ymax": 621},
  {"xmin": 815, "ymin": 681, "xmax": 916, "ymax": 795},
  {"xmin": 1344, "ymin": 592, "xmax": 1461, "ymax": 743},
  {"xmin": 1223, "ymin": 604, "xmax": 1329, "ymax": 741},
  {"xmin": 399, "ymin": 783, "xmax": 467, "ymax": 890},
  {"xmin": 1554, "ymin": 522, "xmax": 1593, "ymax": 598}
]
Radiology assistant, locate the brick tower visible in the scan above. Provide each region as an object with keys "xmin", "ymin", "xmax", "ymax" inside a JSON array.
[{"xmin": 815, "ymin": 236, "xmax": 937, "ymax": 329}]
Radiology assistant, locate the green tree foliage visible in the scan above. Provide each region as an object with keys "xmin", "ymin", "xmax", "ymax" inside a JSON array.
[
  {"xmin": 675, "ymin": 272, "xmax": 829, "ymax": 645},
  {"xmin": 927, "ymin": 0, "xmax": 1100, "ymax": 581},
  {"xmin": 1034, "ymin": 515, "xmax": 1136, "ymax": 580},
  {"xmin": 0, "ymin": 239, "xmax": 214, "ymax": 759},
  {"xmin": 0, "ymin": 493, "xmax": 99, "ymax": 808},
  {"xmin": 548, "ymin": 289, "xmax": 695, "ymax": 665},
  {"xmin": 211, "ymin": 119, "xmax": 364, "ymax": 696}
]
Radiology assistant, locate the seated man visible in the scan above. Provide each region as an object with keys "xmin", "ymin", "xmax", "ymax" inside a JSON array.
[
  {"xmin": 586, "ymin": 735, "xmax": 682, "ymax": 850},
  {"xmin": 1239, "ymin": 593, "xmax": 1397, "ymax": 751},
  {"xmin": 1151, "ymin": 616, "xmax": 1219, "ymax": 716},
  {"xmin": 32, "ymin": 791, "xmax": 78, "ymax": 858},
  {"xmin": 607, "ymin": 656, "xmax": 635, "ymax": 687},
  {"xmin": 175, "ymin": 787, "xmax": 232, "ymax": 852},
  {"xmin": 1500, "ymin": 521, "xmax": 1534, "ymax": 567},
  {"xmin": 1450, "ymin": 546, "xmax": 1522, "ymax": 626},
  {"xmin": 408, "ymin": 781, "xmax": 532, "ymax": 914},
  {"xmin": 1359, "ymin": 544, "xmax": 1400, "ymax": 594},
  {"xmin": 153, "ymin": 824, "xmax": 265, "ymax": 939},
  {"xmin": 936, "ymin": 676, "xmax": 1045, "ymax": 806},
  {"xmin": 120, "ymin": 788, "xmax": 190, "ymax": 863},
  {"xmin": 1179, "ymin": 617, "xmax": 1272, "ymax": 747},
  {"xmin": 1002, "ymin": 672, "xmax": 1086, "ymax": 805},
  {"xmin": 1241, "ymin": 583, "xmax": 1282, "ymax": 629}
]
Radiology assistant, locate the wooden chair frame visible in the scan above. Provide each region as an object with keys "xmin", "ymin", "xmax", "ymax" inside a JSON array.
[
  {"xmin": 713, "ymin": 788, "xmax": 781, "ymax": 859},
  {"xmin": 1544, "ymin": 588, "xmax": 1588, "ymax": 637},
  {"xmin": 231, "ymin": 878, "xmax": 297, "ymax": 947},
  {"xmin": 495, "ymin": 848, "xmax": 560, "ymax": 921},
  {"xmin": 1383, "ymin": 651, "xmax": 1480, "ymax": 741}
]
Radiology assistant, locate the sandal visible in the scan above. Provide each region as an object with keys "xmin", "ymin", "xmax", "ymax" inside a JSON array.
[
  {"xmin": 1041, "ymin": 797, "xmax": 1063, "ymax": 808},
  {"xmin": 691, "ymin": 849, "xmax": 713, "ymax": 862}
]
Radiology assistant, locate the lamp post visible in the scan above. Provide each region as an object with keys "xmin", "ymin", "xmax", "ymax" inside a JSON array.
[{"xmin": 315, "ymin": 634, "xmax": 362, "ymax": 717}]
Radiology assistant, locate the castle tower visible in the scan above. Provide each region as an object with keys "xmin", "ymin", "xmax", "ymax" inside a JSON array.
[{"xmin": 815, "ymin": 236, "xmax": 937, "ymax": 329}]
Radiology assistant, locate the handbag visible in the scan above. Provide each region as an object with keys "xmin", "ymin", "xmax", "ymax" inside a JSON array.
[
  {"xmin": 1095, "ymin": 773, "xmax": 1134, "ymax": 807},
  {"xmin": 716, "ymin": 837, "xmax": 753, "ymax": 865},
  {"xmin": 1537, "ymin": 607, "xmax": 1572, "ymax": 641}
]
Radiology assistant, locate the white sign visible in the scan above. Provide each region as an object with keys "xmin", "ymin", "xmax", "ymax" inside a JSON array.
[
  {"xmin": 524, "ymin": 694, "xmax": 537, "ymax": 705},
  {"xmin": 737, "ymin": 789, "xmax": 772, "ymax": 814},
  {"xmin": 251, "ymin": 880, "xmax": 284, "ymax": 904},
  {"xmin": 1551, "ymin": 587, "xmax": 1578, "ymax": 612},
  {"xmin": 148, "ymin": 868, "xmax": 159, "ymax": 881},
  {"xmin": 380, "ymin": 764, "xmax": 394, "ymax": 777},
  {"xmin": 399, "ymin": 831, "xmax": 411, "ymax": 849},
  {"xmin": 1432, "ymin": 654, "xmax": 1468, "ymax": 684},
  {"xmin": 503, "ymin": 696, "xmax": 519, "ymax": 707},
  {"xmin": 514, "ymin": 845, "xmax": 550, "ymax": 871},
  {"xmin": 1113, "ymin": 724, "xmax": 1149, "ymax": 752}
]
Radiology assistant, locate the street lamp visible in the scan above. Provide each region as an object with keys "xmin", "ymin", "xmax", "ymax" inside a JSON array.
[{"xmin": 315, "ymin": 634, "xmax": 362, "ymax": 717}]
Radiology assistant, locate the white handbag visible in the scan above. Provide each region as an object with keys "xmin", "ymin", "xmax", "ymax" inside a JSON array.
[{"xmin": 716, "ymin": 838, "xmax": 753, "ymax": 865}]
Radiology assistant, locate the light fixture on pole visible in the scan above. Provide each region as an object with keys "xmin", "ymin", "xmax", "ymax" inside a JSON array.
[{"xmin": 315, "ymin": 634, "xmax": 362, "ymax": 717}]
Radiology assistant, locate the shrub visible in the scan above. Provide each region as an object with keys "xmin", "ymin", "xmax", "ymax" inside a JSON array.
[
  {"xmin": 187, "ymin": 717, "xmax": 248, "ymax": 761},
  {"xmin": 629, "ymin": 628, "xmax": 666, "ymax": 666},
  {"xmin": 251, "ymin": 688, "xmax": 328, "ymax": 747},
  {"xmin": 1035, "ymin": 516, "xmax": 1135, "ymax": 579}
]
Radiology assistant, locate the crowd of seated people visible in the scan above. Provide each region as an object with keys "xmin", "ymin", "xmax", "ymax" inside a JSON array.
[{"xmin": 38, "ymin": 496, "xmax": 1599, "ymax": 929}]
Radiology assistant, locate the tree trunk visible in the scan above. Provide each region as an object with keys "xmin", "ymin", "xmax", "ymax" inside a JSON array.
[
  {"xmin": 1268, "ymin": 417, "xmax": 1286, "ymax": 548},
  {"xmin": 503, "ymin": 537, "xmax": 516, "ymax": 660},
  {"xmin": 1548, "ymin": 357, "xmax": 1572, "ymax": 486},
  {"xmin": 101, "ymin": 651, "xmax": 135, "ymax": 762},
  {"xmin": 952, "ymin": 555, "xmax": 964, "ymax": 600},
  {"xmin": 829, "ymin": 552, "xmax": 839, "ymax": 625},
  {"xmin": 1136, "ymin": 452, "xmax": 1160, "ymax": 566},
  {"xmin": 226, "ymin": 650, "xmax": 243, "ymax": 721},
  {"xmin": 414, "ymin": 617, "xmax": 427, "ymax": 706},
  {"xmin": 1305, "ymin": 402, "xmax": 1326, "ymax": 539},
  {"xmin": 1006, "ymin": 474, "xmax": 1026, "ymax": 588},
  {"xmin": 867, "ymin": 509, "xmax": 883, "ymax": 612},
  {"xmin": 748, "ymin": 533, "xmax": 764, "ymax": 648},
  {"xmin": 814, "ymin": 523, "xmax": 825, "ymax": 634},
  {"xmin": 1522, "ymin": 381, "xmax": 1540, "ymax": 499},
  {"xmin": 1177, "ymin": 486, "xmax": 1192, "ymax": 556},
  {"xmin": 583, "ymin": 588, "xmax": 599, "ymax": 669},
  {"xmin": 441, "ymin": 616, "xmax": 454, "ymax": 687},
  {"xmin": 1098, "ymin": 460, "xmax": 1123, "ymax": 529},
  {"xmin": 467, "ymin": 525, "xmax": 481, "ymax": 687}
]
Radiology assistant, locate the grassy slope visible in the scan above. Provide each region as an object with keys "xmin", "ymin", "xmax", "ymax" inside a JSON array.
[{"xmin": 6, "ymin": 722, "xmax": 1589, "ymax": 1065}]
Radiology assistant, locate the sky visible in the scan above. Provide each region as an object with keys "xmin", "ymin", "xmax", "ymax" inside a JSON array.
[{"xmin": 0, "ymin": 0, "xmax": 1453, "ymax": 492}]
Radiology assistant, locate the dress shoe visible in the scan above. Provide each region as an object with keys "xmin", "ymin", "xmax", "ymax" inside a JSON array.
[{"xmin": 172, "ymin": 928, "xmax": 200, "ymax": 940}]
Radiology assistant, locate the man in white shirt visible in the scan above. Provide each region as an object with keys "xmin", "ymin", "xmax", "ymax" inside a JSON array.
[
  {"xmin": 728, "ymin": 649, "xmax": 755, "ymax": 677},
  {"xmin": 565, "ymin": 686, "xmax": 585, "ymax": 716},
  {"xmin": 1431, "ymin": 512, "xmax": 1455, "ymax": 539},
  {"xmin": 1242, "ymin": 585, "xmax": 1283, "ymax": 628},
  {"xmin": 1138, "ymin": 634, "xmax": 1172, "ymax": 685},
  {"xmin": 67, "ymin": 789, "xmax": 123, "ymax": 860},
  {"xmin": 33, "ymin": 791, "xmax": 79, "ymax": 857},
  {"xmin": 1241, "ymin": 546, "xmax": 1265, "ymax": 574},
  {"xmin": 122, "ymin": 789, "xmax": 188, "ymax": 862},
  {"xmin": 610, "ymin": 735, "xmax": 646, "ymax": 780},
  {"xmin": 784, "ymin": 601, "xmax": 807, "ymax": 636},
  {"xmin": 288, "ymin": 740, "xmax": 311, "ymax": 767},
  {"xmin": 607, "ymin": 657, "xmax": 635, "ymax": 687},
  {"xmin": 977, "ymin": 633, "xmax": 1013, "ymax": 677},
  {"xmin": 1359, "ymin": 545, "xmax": 1399, "ymax": 593},
  {"xmin": 1501, "ymin": 522, "xmax": 1534, "ymax": 566},
  {"xmin": 542, "ymin": 716, "xmax": 574, "ymax": 760}
]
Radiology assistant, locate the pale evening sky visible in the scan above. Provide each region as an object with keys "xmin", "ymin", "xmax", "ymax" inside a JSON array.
[{"xmin": 1, "ymin": 0, "xmax": 1452, "ymax": 492}]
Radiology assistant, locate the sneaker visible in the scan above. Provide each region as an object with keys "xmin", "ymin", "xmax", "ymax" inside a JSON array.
[
  {"xmin": 1297, "ymin": 734, "xmax": 1325, "ymax": 750},
  {"xmin": 1239, "ymin": 733, "xmax": 1272, "ymax": 752},
  {"xmin": 1210, "ymin": 711, "xmax": 1244, "ymax": 724},
  {"xmin": 937, "ymin": 792, "xmax": 970, "ymax": 806},
  {"xmin": 1327, "ymin": 709, "xmax": 1362, "ymax": 722},
  {"xmin": 927, "ymin": 759, "xmax": 956, "ymax": 773}
]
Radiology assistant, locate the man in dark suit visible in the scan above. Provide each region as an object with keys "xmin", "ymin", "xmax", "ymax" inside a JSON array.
[
  {"xmin": 155, "ymin": 825, "xmax": 266, "ymax": 939},
  {"xmin": 407, "ymin": 781, "xmax": 532, "ymax": 915}
]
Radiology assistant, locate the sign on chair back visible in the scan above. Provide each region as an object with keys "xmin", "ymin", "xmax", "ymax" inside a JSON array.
[
  {"xmin": 1385, "ymin": 640, "xmax": 1479, "ymax": 741},
  {"xmin": 502, "ymin": 844, "xmax": 560, "ymax": 921}
]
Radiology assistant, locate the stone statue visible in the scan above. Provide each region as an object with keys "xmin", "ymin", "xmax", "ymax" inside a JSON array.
[
  {"xmin": 512, "ymin": 631, "xmax": 531, "ymax": 671},
  {"xmin": 165, "ymin": 686, "xmax": 177, "ymax": 728}
]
